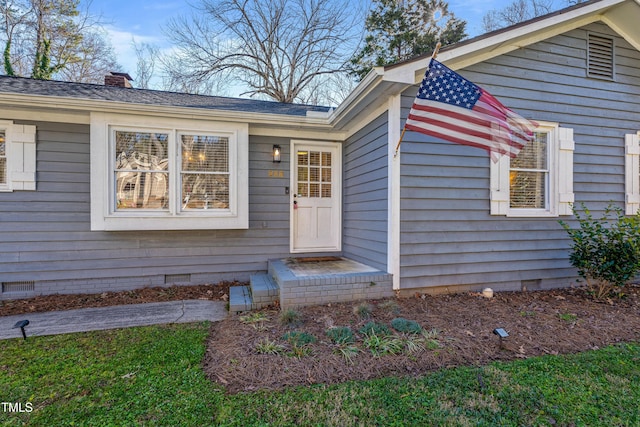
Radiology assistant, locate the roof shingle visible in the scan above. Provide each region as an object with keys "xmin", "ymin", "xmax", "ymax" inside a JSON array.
[{"xmin": 0, "ymin": 75, "xmax": 330, "ymax": 116}]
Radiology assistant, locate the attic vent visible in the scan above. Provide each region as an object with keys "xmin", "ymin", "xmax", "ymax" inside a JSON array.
[
  {"xmin": 587, "ymin": 33, "xmax": 614, "ymax": 80},
  {"xmin": 2, "ymin": 281, "xmax": 35, "ymax": 293},
  {"xmin": 165, "ymin": 274, "xmax": 191, "ymax": 284}
]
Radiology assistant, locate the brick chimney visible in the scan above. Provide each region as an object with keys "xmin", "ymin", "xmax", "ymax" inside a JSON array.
[{"xmin": 105, "ymin": 72, "xmax": 133, "ymax": 88}]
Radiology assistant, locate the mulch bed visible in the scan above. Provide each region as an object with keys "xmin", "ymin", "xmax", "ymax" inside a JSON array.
[
  {"xmin": 0, "ymin": 281, "xmax": 235, "ymax": 316},
  {"xmin": 204, "ymin": 286, "xmax": 640, "ymax": 393},
  {"xmin": 3, "ymin": 282, "xmax": 639, "ymax": 394}
]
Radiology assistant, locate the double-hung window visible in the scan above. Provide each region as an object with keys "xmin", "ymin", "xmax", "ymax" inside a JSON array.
[
  {"xmin": 91, "ymin": 113, "xmax": 248, "ymax": 230},
  {"xmin": 490, "ymin": 121, "xmax": 574, "ymax": 217},
  {"xmin": 509, "ymin": 132, "xmax": 549, "ymax": 210}
]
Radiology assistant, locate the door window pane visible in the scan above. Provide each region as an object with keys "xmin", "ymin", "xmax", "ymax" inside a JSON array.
[
  {"xmin": 310, "ymin": 151, "xmax": 320, "ymax": 166},
  {"xmin": 297, "ymin": 149, "xmax": 333, "ymax": 199},
  {"xmin": 322, "ymin": 152, "xmax": 331, "ymax": 167}
]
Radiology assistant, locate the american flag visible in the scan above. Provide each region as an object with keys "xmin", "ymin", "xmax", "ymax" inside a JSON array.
[{"xmin": 405, "ymin": 59, "xmax": 537, "ymax": 158}]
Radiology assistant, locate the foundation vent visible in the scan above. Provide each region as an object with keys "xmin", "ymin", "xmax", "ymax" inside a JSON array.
[
  {"xmin": 165, "ymin": 274, "xmax": 191, "ymax": 284},
  {"xmin": 2, "ymin": 281, "xmax": 35, "ymax": 293}
]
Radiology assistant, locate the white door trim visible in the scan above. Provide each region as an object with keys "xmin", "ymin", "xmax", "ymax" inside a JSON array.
[{"xmin": 290, "ymin": 140, "xmax": 342, "ymax": 253}]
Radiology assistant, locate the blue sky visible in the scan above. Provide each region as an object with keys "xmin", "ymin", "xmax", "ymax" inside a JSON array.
[{"xmin": 88, "ymin": 0, "xmax": 566, "ymax": 86}]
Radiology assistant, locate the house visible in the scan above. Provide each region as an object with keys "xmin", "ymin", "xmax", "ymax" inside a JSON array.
[{"xmin": 1, "ymin": 0, "xmax": 639, "ymax": 309}]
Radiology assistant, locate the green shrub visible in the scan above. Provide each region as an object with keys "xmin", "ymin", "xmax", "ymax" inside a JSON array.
[
  {"xmin": 358, "ymin": 321, "xmax": 391, "ymax": 336},
  {"xmin": 282, "ymin": 331, "xmax": 317, "ymax": 346},
  {"xmin": 560, "ymin": 204, "xmax": 640, "ymax": 299},
  {"xmin": 390, "ymin": 318, "xmax": 422, "ymax": 334},
  {"xmin": 326, "ymin": 326, "xmax": 355, "ymax": 344}
]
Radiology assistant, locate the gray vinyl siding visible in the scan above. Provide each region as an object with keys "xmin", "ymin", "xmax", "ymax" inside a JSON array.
[
  {"xmin": 399, "ymin": 22, "xmax": 640, "ymax": 290},
  {"xmin": 0, "ymin": 121, "xmax": 296, "ymax": 295},
  {"xmin": 342, "ymin": 112, "xmax": 388, "ymax": 271}
]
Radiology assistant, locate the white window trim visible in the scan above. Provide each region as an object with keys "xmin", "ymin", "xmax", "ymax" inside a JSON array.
[
  {"xmin": 490, "ymin": 121, "xmax": 574, "ymax": 217},
  {"xmin": 90, "ymin": 112, "xmax": 248, "ymax": 231},
  {"xmin": 0, "ymin": 120, "xmax": 36, "ymax": 192},
  {"xmin": 625, "ymin": 132, "xmax": 640, "ymax": 215}
]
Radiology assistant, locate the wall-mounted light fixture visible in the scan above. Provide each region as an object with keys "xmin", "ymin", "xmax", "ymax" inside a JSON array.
[{"xmin": 273, "ymin": 145, "xmax": 281, "ymax": 163}]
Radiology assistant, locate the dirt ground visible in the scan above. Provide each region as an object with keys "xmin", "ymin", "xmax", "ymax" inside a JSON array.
[
  {"xmin": 204, "ymin": 285, "xmax": 640, "ymax": 393},
  {"xmin": 2, "ymin": 282, "xmax": 639, "ymax": 394}
]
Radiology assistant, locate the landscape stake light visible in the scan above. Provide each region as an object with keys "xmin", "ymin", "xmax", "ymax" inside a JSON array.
[
  {"xmin": 13, "ymin": 319, "xmax": 29, "ymax": 340},
  {"xmin": 493, "ymin": 328, "xmax": 509, "ymax": 339}
]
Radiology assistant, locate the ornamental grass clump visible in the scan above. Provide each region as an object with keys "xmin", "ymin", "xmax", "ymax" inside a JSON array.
[
  {"xmin": 326, "ymin": 326, "xmax": 355, "ymax": 345},
  {"xmin": 358, "ymin": 321, "xmax": 391, "ymax": 337},
  {"xmin": 279, "ymin": 308, "xmax": 303, "ymax": 327},
  {"xmin": 390, "ymin": 318, "xmax": 422, "ymax": 334},
  {"xmin": 282, "ymin": 331, "xmax": 317, "ymax": 347},
  {"xmin": 560, "ymin": 204, "xmax": 640, "ymax": 299}
]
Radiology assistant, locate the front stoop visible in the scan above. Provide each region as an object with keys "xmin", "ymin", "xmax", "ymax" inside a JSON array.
[
  {"xmin": 269, "ymin": 259, "xmax": 394, "ymax": 309},
  {"xmin": 250, "ymin": 273, "xmax": 280, "ymax": 308},
  {"xmin": 228, "ymin": 258, "xmax": 394, "ymax": 312},
  {"xmin": 228, "ymin": 285, "xmax": 252, "ymax": 312},
  {"xmin": 228, "ymin": 273, "xmax": 280, "ymax": 313}
]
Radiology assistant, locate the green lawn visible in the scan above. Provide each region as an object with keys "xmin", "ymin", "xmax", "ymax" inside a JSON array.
[{"xmin": 1, "ymin": 322, "xmax": 639, "ymax": 426}]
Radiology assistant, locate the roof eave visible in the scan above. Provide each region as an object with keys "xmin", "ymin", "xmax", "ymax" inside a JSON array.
[{"xmin": 0, "ymin": 92, "xmax": 336, "ymax": 130}]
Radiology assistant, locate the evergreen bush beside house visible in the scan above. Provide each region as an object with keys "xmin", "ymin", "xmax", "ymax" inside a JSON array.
[{"xmin": 560, "ymin": 204, "xmax": 640, "ymax": 299}]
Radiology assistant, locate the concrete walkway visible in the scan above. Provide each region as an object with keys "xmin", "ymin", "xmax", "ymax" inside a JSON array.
[{"xmin": 0, "ymin": 300, "xmax": 228, "ymax": 340}]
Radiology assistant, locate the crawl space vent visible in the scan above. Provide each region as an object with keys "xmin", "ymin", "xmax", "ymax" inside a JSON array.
[
  {"xmin": 165, "ymin": 274, "xmax": 191, "ymax": 284},
  {"xmin": 2, "ymin": 281, "xmax": 35, "ymax": 293},
  {"xmin": 587, "ymin": 34, "xmax": 614, "ymax": 80}
]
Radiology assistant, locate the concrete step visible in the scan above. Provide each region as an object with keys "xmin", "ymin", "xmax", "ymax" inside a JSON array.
[
  {"xmin": 228, "ymin": 285, "xmax": 252, "ymax": 313},
  {"xmin": 249, "ymin": 273, "xmax": 279, "ymax": 309}
]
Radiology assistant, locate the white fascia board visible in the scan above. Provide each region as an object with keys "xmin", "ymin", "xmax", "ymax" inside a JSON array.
[
  {"xmin": 250, "ymin": 125, "xmax": 347, "ymax": 140},
  {"xmin": 327, "ymin": 68, "xmax": 384, "ymax": 127},
  {"xmin": 0, "ymin": 92, "xmax": 334, "ymax": 131}
]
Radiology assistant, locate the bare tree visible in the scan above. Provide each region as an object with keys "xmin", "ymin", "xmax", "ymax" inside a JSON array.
[
  {"xmin": 482, "ymin": 0, "xmax": 553, "ymax": 32},
  {"xmin": 163, "ymin": 0, "xmax": 363, "ymax": 104},
  {"xmin": 56, "ymin": 28, "xmax": 120, "ymax": 83},
  {"xmin": 133, "ymin": 39, "xmax": 158, "ymax": 89}
]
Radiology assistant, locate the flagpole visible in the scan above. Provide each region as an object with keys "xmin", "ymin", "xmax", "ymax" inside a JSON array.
[{"xmin": 393, "ymin": 42, "xmax": 442, "ymax": 158}]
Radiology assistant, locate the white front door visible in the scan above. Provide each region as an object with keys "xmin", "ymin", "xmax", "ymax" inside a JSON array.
[{"xmin": 290, "ymin": 141, "xmax": 341, "ymax": 253}]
